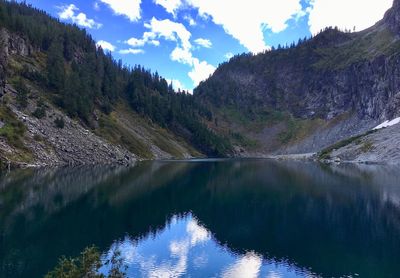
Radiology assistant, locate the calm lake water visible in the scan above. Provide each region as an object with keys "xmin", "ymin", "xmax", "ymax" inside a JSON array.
[{"xmin": 0, "ymin": 160, "xmax": 400, "ymax": 278}]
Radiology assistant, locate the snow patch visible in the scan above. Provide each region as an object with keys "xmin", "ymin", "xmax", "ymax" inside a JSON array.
[{"xmin": 373, "ymin": 117, "xmax": 400, "ymax": 130}]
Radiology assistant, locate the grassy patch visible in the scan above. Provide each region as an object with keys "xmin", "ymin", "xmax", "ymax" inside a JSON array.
[
  {"xmin": 230, "ymin": 132, "xmax": 258, "ymax": 149},
  {"xmin": 221, "ymin": 107, "xmax": 286, "ymax": 129},
  {"xmin": 97, "ymin": 114, "xmax": 153, "ymax": 159},
  {"xmin": 360, "ymin": 141, "xmax": 374, "ymax": 153},
  {"xmin": 318, "ymin": 130, "xmax": 377, "ymax": 159},
  {"xmin": 278, "ymin": 117, "xmax": 324, "ymax": 145},
  {"xmin": 314, "ymin": 29, "xmax": 400, "ymax": 70},
  {"xmin": 151, "ymin": 131, "xmax": 185, "ymax": 158},
  {"xmin": 0, "ymin": 106, "xmax": 26, "ymax": 149},
  {"xmin": 0, "ymin": 106, "xmax": 33, "ymax": 162}
]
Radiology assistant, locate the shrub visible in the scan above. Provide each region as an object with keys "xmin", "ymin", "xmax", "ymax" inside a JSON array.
[
  {"xmin": 54, "ymin": 117, "xmax": 65, "ymax": 128},
  {"xmin": 32, "ymin": 106, "xmax": 46, "ymax": 119},
  {"xmin": 45, "ymin": 246, "xmax": 127, "ymax": 278}
]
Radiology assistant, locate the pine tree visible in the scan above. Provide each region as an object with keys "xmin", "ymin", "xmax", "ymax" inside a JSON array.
[{"xmin": 47, "ymin": 38, "xmax": 65, "ymax": 91}]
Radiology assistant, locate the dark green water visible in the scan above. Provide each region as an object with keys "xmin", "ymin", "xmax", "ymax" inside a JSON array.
[{"xmin": 0, "ymin": 160, "xmax": 400, "ymax": 278}]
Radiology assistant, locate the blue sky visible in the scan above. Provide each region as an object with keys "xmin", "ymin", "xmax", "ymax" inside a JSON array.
[{"xmin": 23, "ymin": 0, "xmax": 392, "ymax": 92}]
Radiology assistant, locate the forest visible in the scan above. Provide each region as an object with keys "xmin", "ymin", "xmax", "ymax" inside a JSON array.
[{"xmin": 0, "ymin": 0, "xmax": 232, "ymax": 156}]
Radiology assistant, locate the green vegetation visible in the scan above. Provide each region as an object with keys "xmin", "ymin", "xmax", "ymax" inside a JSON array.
[
  {"xmin": 97, "ymin": 114, "xmax": 153, "ymax": 159},
  {"xmin": 0, "ymin": 0, "xmax": 233, "ymax": 157},
  {"xmin": 0, "ymin": 105, "xmax": 26, "ymax": 149},
  {"xmin": 13, "ymin": 78, "xmax": 29, "ymax": 108},
  {"xmin": 0, "ymin": 105, "xmax": 32, "ymax": 162},
  {"xmin": 45, "ymin": 246, "xmax": 126, "ymax": 278},
  {"xmin": 313, "ymin": 28, "xmax": 400, "ymax": 70},
  {"xmin": 278, "ymin": 117, "xmax": 324, "ymax": 144},
  {"xmin": 230, "ymin": 132, "xmax": 258, "ymax": 149},
  {"xmin": 360, "ymin": 140, "xmax": 374, "ymax": 153},
  {"xmin": 32, "ymin": 99, "xmax": 47, "ymax": 119},
  {"xmin": 318, "ymin": 130, "xmax": 377, "ymax": 159},
  {"xmin": 54, "ymin": 117, "xmax": 65, "ymax": 128}
]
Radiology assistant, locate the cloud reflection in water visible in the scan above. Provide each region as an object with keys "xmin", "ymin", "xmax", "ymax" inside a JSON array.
[{"xmin": 101, "ymin": 214, "xmax": 317, "ymax": 278}]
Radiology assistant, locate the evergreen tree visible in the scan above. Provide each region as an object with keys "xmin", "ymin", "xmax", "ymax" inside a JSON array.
[{"xmin": 47, "ymin": 38, "xmax": 65, "ymax": 91}]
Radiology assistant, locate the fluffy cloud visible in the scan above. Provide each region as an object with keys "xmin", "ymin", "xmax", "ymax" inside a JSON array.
[
  {"xmin": 184, "ymin": 15, "xmax": 197, "ymax": 26},
  {"xmin": 167, "ymin": 79, "xmax": 188, "ymax": 92},
  {"xmin": 100, "ymin": 0, "xmax": 142, "ymax": 22},
  {"xmin": 119, "ymin": 48, "xmax": 145, "ymax": 54},
  {"xmin": 126, "ymin": 34, "xmax": 160, "ymax": 47},
  {"xmin": 170, "ymin": 47, "xmax": 193, "ymax": 65},
  {"xmin": 154, "ymin": 0, "xmax": 182, "ymax": 16},
  {"xmin": 222, "ymin": 252, "xmax": 262, "ymax": 278},
  {"xmin": 194, "ymin": 38, "xmax": 212, "ymax": 48},
  {"xmin": 225, "ymin": 52, "xmax": 234, "ymax": 60},
  {"xmin": 185, "ymin": 0, "xmax": 304, "ymax": 53},
  {"xmin": 307, "ymin": 0, "xmax": 392, "ymax": 34},
  {"xmin": 131, "ymin": 17, "xmax": 216, "ymax": 86},
  {"xmin": 188, "ymin": 58, "xmax": 215, "ymax": 86},
  {"xmin": 58, "ymin": 4, "xmax": 102, "ymax": 29},
  {"xmin": 96, "ymin": 40, "xmax": 116, "ymax": 52},
  {"xmin": 145, "ymin": 18, "xmax": 192, "ymax": 49}
]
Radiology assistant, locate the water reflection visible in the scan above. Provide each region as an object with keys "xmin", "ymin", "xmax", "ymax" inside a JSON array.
[
  {"xmin": 0, "ymin": 160, "xmax": 399, "ymax": 277},
  {"xmin": 101, "ymin": 214, "xmax": 316, "ymax": 278}
]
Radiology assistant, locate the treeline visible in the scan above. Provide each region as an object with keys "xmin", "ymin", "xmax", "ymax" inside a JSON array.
[{"xmin": 0, "ymin": 0, "xmax": 232, "ymax": 156}]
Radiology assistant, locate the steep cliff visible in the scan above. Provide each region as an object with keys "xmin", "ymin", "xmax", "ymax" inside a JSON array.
[
  {"xmin": 195, "ymin": 0, "xmax": 400, "ymax": 156},
  {"xmin": 0, "ymin": 27, "xmax": 201, "ymax": 167}
]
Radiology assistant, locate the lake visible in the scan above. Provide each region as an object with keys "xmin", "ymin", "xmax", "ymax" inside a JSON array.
[{"xmin": 0, "ymin": 160, "xmax": 399, "ymax": 278}]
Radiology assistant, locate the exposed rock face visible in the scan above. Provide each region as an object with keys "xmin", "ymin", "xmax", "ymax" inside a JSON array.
[
  {"xmin": 384, "ymin": 0, "xmax": 400, "ymax": 34},
  {"xmin": 1, "ymin": 28, "xmax": 35, "ymax": 96},
  {"xmin": 0, "ymin": 29, "xmax": 7, "ymax": 95},
  {"xmin": 195, "ymin": 0, "xmax": 400, "ymax": 154},
  {"xmin": 0, "ymin": 27, "xmax": 34, "ymax": 57},
  {"xmin": 328, "ymin": 123, "xmax": 400, "ymax": 164},
  {"xmin": 2, "ymin": 85, "xmax": 137, "ymax": 167}
]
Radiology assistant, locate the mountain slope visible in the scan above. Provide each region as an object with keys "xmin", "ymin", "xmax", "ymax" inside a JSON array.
[
  {"xmin": 0, "ymin": 0, "xmax": 232, "ymax": 167},
  {"xmin": 195, "ymin": 0, "xmax": 400, "ymax": 156}
]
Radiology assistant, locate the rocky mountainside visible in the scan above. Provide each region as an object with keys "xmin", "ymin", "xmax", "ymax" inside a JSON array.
[
  {"xmin": 2, "ymin": 0, "xmax": 400, "ymax": 166},
  {"xmin": 0, "ymin": 27, "xmax": 201, "ymax": 167},
  {"xmin": 0, "ymin": 0, "xmax": 234, "ymax": 168},
  {"xmin": 195, "ymin": 0, "xmax": 400, "ymax": 157}
]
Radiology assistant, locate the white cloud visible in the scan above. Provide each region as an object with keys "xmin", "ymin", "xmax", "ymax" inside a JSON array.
[
  {"xmin": 221, "ymin": 252, "xmax": 262, "ymax": 278},
  {"xmin": 93, "ymin": 2, "xmax": 100, "ymax": 11},
  {"xmin": 168, "ymin": 79, "xmax": 186, "ymax": 91},
  {"xmin": 307, "ymin": 0, "xmax": 392, "ymax": 34},
  {"xmin": 171, "ymin": 47, "xmax": 193, "ymax": 65},
  {"xmin": 108, "ymin": 217, "xmax": 209, "ymax": 278},
  {"xmin": 194, "ymin": 38, "xmax": 212, "ymax": 48},
  {"xmin": 126, "ymin": 33, "xmax": 160, "ymax": 48},
  {"xmin": 126, "ymin": 37, "xmax": 147, "ymax": 47},
  {"xmin": 119, "ymin": 48, "xmax": 145, "ymax": 54},
  {"xmin": 96, "ymin": 40, "xmax": 116, "ymax": 52},
  {"xmin": 186, "ymin": 219, "xmax": 209, "ymax": 245},
  {"xmin": 188, "ymin": 58, "xmax": 216, "ymax": 86},
  {"xmin": 131, "ymin": 17, "xmax": 216, "ymax": 86},
  {"xmin": 58, "ymin": 4, "xmax": 102, "ymax": 29},
  {"xmin": 145, "ymin": 17, "xmax": 192, "ymax": 50},
  {"xmin": 184, "ymin": 15, "xmax": 197, "ymax": 26},
  {"xmin": 185, "ymin": 0, "xmax": 304, "ymax": 53},
  {"xmin": 99, "ymin": 0, "xmax": 142, "ymax": 22},
  {"xmin": 225, "ymin": 52, "xmax": 234, "ymax": 60},
  {"xmin": 154, "ymin": 0, "xmax": 182, "ymax": 16}
]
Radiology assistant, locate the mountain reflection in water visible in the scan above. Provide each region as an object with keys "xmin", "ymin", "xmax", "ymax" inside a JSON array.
[{"xmin": 0, "ymin": 160, "xmax": 400, "ymax": 278}]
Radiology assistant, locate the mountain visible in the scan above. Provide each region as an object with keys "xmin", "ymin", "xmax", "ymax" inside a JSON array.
[
  {"xmin": 0, "ymin": 0, "xmax": 232, "ymax": 167},
  {"xmin": 2, "ymin": 0, "xmax": 400, "ymax": 167},
  {"xmin": 195, "ymin": 0, "xmax": 400, "ymax": 159}
]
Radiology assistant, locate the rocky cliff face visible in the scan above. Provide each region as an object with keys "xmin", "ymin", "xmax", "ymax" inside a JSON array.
[
  {"xmin": 0, "ymin": 28, "xmax": 35, "ymax": 95},
  {"xmin": 0, "ymin": 29, "xmax": 7, "ymax": 95},
  {"xmin": 195, "ymin": 0, "xmax": 400, "ymax": 155},
  {"xmin": 0, "ymin": 28, "xmax": 199, "ymax": 167}
]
